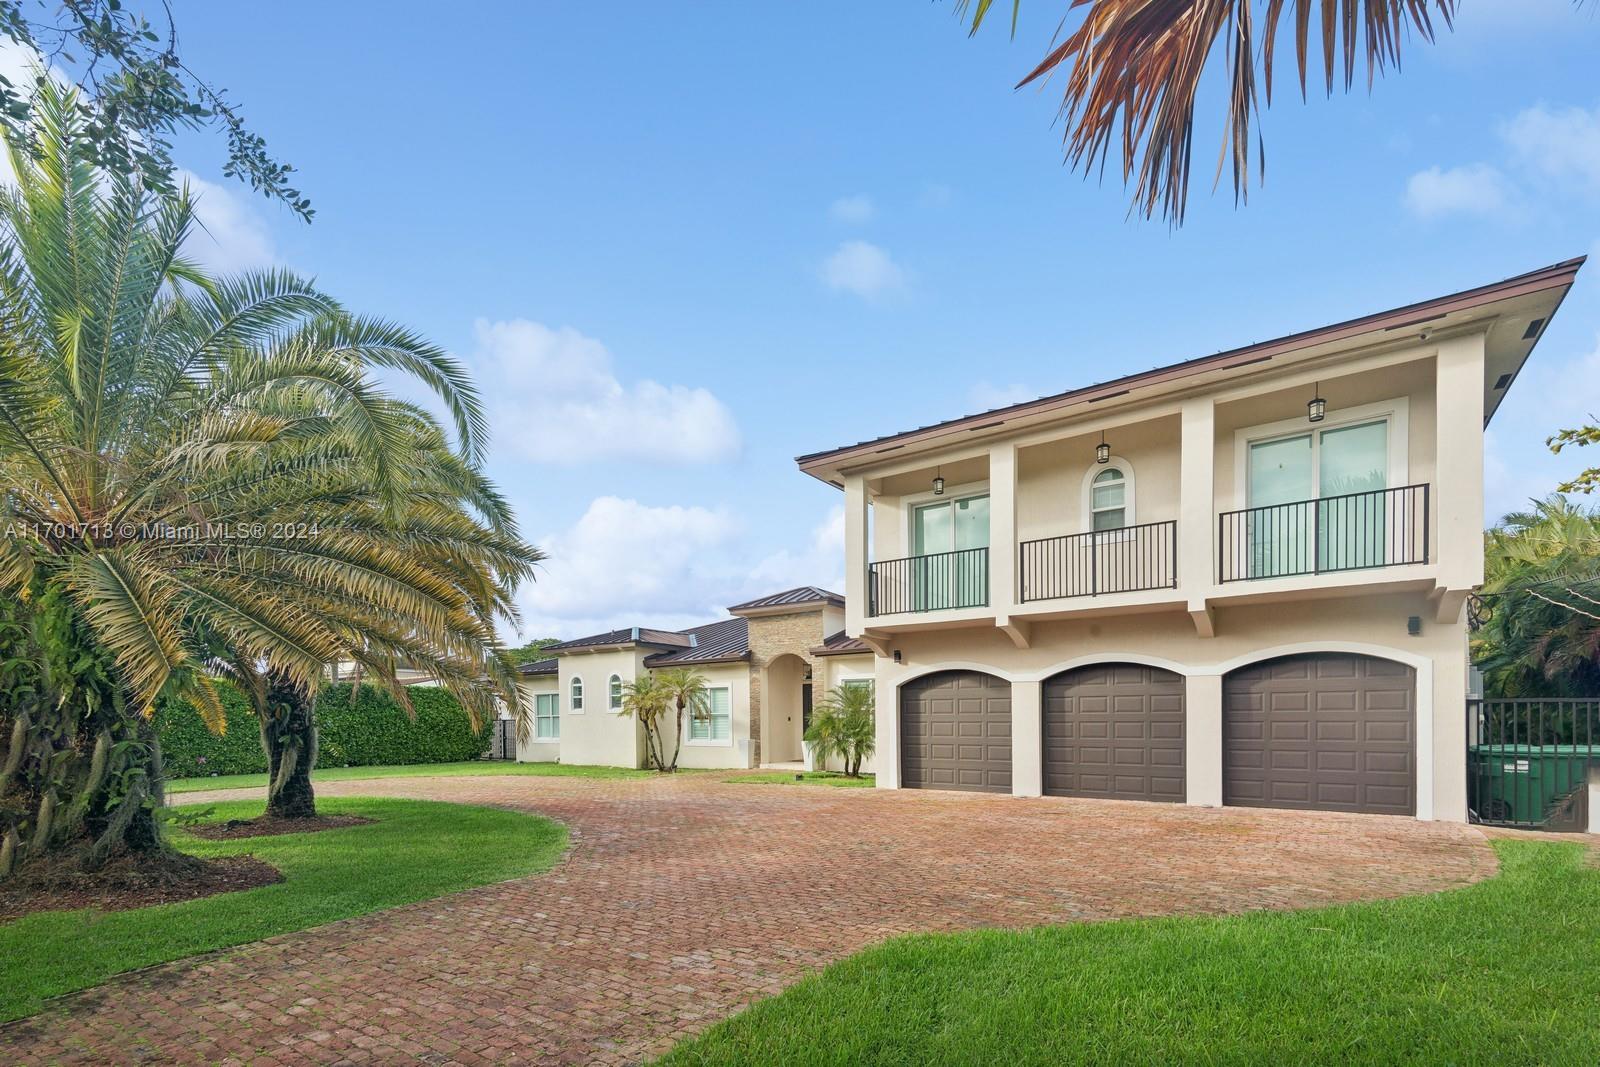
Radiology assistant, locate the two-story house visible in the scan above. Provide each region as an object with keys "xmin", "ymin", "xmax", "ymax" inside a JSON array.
[{"xmin": 797, "ymin": 258, "xmax": 1582, "ymax": 823}]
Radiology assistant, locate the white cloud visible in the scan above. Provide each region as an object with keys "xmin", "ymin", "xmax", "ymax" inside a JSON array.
[
  {"xmin": 518, "ymin": 499, "xmax": 845, "ymax": 639},
  {"xmin": 177, "ymin": 169, "xmax": 277, "ymax": 273},
  {"xmin": 820, "ymin": 240, "xmax": 906, "ymax": 300},
  {"xmin": 472, "ymin": 319, "xmax": 740, "ymax": 465},
  {"xmin": 829, "ymin": 194, "xmax": 874, "ymax": 223},
  {"xmin": 970, "ymin": 381, "xmax": 1036, "ymax": 410},
  {"xmin": 1403, "ymin": 164, "xmax": 1513, "ymax": 219},
  {"xmin": 1501, "ymin": 103, "xmax": 1600, "ymax": 189}
]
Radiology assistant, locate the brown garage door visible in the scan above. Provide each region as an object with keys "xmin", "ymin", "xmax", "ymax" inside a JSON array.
[
  {"xmin": 1224, "ymin": 653, "xmax": 1415, "ymax": 816},
  {"xmin": 900, "ymin": 671, "xmax": 1011, "ymax": 793},
  {"xmin": 1043, "ymin": 664, "xmax": 1185, "ymax": 802}
]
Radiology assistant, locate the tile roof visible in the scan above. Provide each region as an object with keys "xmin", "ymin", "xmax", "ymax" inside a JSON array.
[
  {"xmin": 728, "ymin": 586, "xmax": 844, "ymax": 612},
  {"xmin": 644, "ymin": 618, "xmax": 750, "ymax": 667},
  {"xmin": 516, "ymin": 657, "xmax": 558, "ymax": 676},
  {"xmin": 812, "ymin": 630, "xmax": 874, "ymax": 657}
]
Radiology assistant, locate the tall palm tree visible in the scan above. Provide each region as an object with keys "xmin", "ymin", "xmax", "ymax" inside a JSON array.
[
  {"xmin": 962, "ymin": 1, "xmax": 1481, "ymax": 223},
  {"xmin": 0, "ymin": 80, "xmax": 538, "ymax": 874}
]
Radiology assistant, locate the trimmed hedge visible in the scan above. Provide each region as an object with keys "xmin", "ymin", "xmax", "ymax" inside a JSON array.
[{"xmin": 158, "ymin": 681, "xmax": 494, "ymax": 780}]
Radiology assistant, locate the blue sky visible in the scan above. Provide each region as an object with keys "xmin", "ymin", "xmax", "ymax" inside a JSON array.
[{"xmin": 155, "ymin": 1, "xmax": 1600, "ymax": 639}]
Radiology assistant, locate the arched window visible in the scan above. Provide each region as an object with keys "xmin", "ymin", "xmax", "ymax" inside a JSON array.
[
  {"xmin": 569, "ymin": 675, "xmax": 584, "ymax": 712},
  {"xmin": 1082, "ymin": 459, "xmax": 1135, "ymax": 531},
  {"xmin": 609, "ymin": 674, "xmax": 623, "ymax": 711}
]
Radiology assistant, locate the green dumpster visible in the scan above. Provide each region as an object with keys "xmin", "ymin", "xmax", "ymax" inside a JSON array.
[{"xmin": 1468, "ymin": 744, "xmax": 1596, "ymax": 825}]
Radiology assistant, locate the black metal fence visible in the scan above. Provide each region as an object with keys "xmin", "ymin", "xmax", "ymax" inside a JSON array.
[
  {"xmin": 1467, "ymin": 698, "xmax": 1597, "ymax": 831},
  {"xmin": 1019, "ymin": 520, "xmax": 1177, "ymax": 602},
  {"xmin": 484, "ymin": 718, "xmax": 517, "ymax": 761},
  {"xmin": 1218, "ymin": 483, "xmax": 1429, "ymax": 583},
  {"xmin": 868, "ymin": 546, "xmax": 988, "ymax": 616}
]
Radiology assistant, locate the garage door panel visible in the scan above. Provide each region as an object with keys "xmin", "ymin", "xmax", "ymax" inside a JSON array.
[
  {"xmin": 900, "ymin": 671, "xmax": 1012, "ymax": 794},
  {"xmin": 1224, "ymin": 653, "xmax": 1415, "ymax": 816},
  {"xmin": 1044, "ymin": 664, "xmax": 1185, "ymax": 803}
]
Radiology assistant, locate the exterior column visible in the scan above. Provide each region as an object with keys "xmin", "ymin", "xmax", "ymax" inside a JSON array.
[
  {"xmin": 1010, "ymin": 679, "xmax": 1042, "ymax": 797},
  {"xmin": 844, "ymin": 474, "xmax": 868, "ymax": 637},
  {"xmin": 1434, "ymin": 333, "xmax": 1487, "ymax": 595},
  {"xmin": 1179, "ymin": 397, "xmax": 1216, "ymax": 607},
  {"xmin": 1185, "ymin": 673, "xmax": 1223, "ymax": 806},
  {"xmin": 874, "ymin": 661, "xmax": 899, "ymax": 789},
  {"xmin": 989, "ymin": 443, "xmax": 1018, "ymax": 617}
]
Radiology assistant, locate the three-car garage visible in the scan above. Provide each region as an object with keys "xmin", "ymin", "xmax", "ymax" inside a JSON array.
[{"xmin": 898, "ymin": 653, "xmax": 1418, "ymax": 817}]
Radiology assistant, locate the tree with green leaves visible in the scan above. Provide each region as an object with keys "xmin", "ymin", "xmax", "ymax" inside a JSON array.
[
  {"xmin": 804, "ymin": 684, "xmax": 877, "ymax": 778},
  {"xmin": 0, "ymin": 81, "xmax": 537, "ymax": 876},
  {"xmin": 0, "ymin": 0, "xmax": 309, "ymax": 218},
  {"xmin": 655, "ymin": 667, "xmax": 709, "ymax": 772},
  {"xmin": 618, "ymin": 675, "xmax": 672, "ymax": 772},
  {"xmin": 1473, "ymin": 496, "xmax": 1600, "ymax": 698},
  {"xmin": 509, "ymin": 638, "xmax": 561, "ymax": 666}
]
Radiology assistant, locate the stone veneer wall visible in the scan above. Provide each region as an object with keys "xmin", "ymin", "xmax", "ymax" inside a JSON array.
[{"xmin": 744, "ymin": 609, "xmax": 828, "ymax": 764}]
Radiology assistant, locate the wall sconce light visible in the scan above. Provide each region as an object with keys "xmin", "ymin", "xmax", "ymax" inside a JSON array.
[
  {"xmin": 892, "ymin": 649, "xmax": 902, "ymax": 664},
  {"xmin": 1407, "ymin": 615, "xmax": 1422, "ymax": 636},
  {"xmin": 1095, "ymin": 431, "xmax": 1110, "ymax": 464},
  {"xmin": 932, "ymin": 467, "xmax": 945, "ymax": 495},
  {"xmin": 1307, "ymin": 383, "xmax": 1327, "ymax": 423}
]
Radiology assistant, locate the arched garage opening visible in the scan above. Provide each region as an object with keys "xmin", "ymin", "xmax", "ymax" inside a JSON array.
[
  {"xmin": 1042, "ymin": 663, "xmax": 1185, "ymax": 803},
  {"xmin": 1223, "ymin": 652, "xmax": 1416, "ymax": 816},
  {"xmin": 899, "ymin": 670, "xmax": 1011, "ymax": 793}
]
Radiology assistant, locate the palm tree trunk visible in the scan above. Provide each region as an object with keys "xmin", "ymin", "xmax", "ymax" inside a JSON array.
[{"xmin": 262, "ymin": 679, "xmax": 318, "ymax": 820}]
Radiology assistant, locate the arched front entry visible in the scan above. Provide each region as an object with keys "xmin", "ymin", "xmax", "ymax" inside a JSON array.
[
  {"xmin": 1223, "ymin": 652, "xmax": 1416, "ymax": 816},
  {"xmin": 1042, "ymin": 663, "xmax": 1185, "ymax": 803},
  {"xmin": 762, "ymin": 653, "xmax": 810, "ymax": 765},
  {"xmin": 899, "ymin": 670, "xmax": 1011, "ymax": 793}
]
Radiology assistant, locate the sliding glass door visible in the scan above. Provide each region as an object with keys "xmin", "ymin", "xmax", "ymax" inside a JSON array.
[
  {"xmin": 911, "ymin": 494, "xmax": 989, "ymax": 610},
  {"xmin": 1246, "ymin": 419, "xmax": 1388, "ymax": 578}
]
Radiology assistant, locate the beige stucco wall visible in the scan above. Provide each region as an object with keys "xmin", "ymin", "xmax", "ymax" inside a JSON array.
[
  {"xmin": 867, "ymin": 590, "xmax": 1468, "ymax": 822},
  {"xmin": 666, "ymin": 660, "xmax": 755, "ymax": 770},
  {"xmin": 1016, "ymin": 414, "xmax": 1182, "ymax": 540},
  {"xmin": 557, "ymin": 648, "xmax": 648, "ymax": 768},
  {"xmin": 515, "ymin": 675, "xmax": 561, "ymax": 763}
]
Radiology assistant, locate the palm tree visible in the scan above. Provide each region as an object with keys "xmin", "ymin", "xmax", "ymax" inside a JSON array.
[
  {"xmin": 0, "ymin": 80, "xmax": 538, "ymax": 875},
  {"xmin": 618, "ymin": 675, "xmax": 672, "ymax": 771},
  {"xmin": 654, "ymin": 667, "xmax": 710, "ymax": 772},
  {"xmin": 1475, "ymin": 497, "xmax": 1600, "ymax": 699},
  {"xmin": 961, "ymin": 1, "xmax": 1497, "ymax": 223},
  {"xmin": 804, "ymin": 684, "xmax": 877, "ymax": 777}
]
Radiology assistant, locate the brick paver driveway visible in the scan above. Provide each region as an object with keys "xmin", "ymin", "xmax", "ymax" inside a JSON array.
[{"xmin": 6, "ymin": 773, "xmax": 1494, "ymax": 1065}]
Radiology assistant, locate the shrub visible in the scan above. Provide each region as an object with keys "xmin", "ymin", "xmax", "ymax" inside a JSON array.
[{"xmin": 158, "ymin": 681, "xmax": 494, "ymax": 779}]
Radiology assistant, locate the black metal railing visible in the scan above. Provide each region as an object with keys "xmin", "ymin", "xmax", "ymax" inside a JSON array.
[
  {"xmin": 868, "ymin": 546, "xmax": 988, "ymax": 616},
  {"xmin": 1467, "ymin": 698, "xmax": 1598, "ymax": 831},
  {"xmin": 1019, "ymin": 520, "xmax": 1177, "ymax": 602},
  {"xmin": 1218, "ymin": 483, "xmax": 1429, "ymax": 583}
]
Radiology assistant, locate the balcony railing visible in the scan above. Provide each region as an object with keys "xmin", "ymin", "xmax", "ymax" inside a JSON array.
[
  {"xmin": 1019, "ymin": 520, "xmax": 1177, "ymax": 602},
  {"xmin": 868, "ymin": 547, "xmax": 988, "ymax": 617},
  {"xmin": 1218, "ymin": 483, "xmax": 1429, "ymax": 583}
]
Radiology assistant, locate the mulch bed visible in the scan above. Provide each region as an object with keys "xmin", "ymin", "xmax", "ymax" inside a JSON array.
[
  {"xmin": 186, "ymin": 813, "xmax": 374, "ymax": 840},
  {"xmin": 0, "ymin": 851, "xmax": 282, "ymax": 923}
]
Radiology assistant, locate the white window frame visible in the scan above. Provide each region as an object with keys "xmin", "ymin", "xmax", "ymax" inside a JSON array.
[
  {"xmin": 608, "ymin": 673, "xmax": 623, "ymax": 712},
  {"xmin": 1231, "ymin": 397, "xmax": 1410, "ymax": 510},
  {"xmin": 569, "ymin": 675, "xmax": 585, "ymax": 714},
  {"xmin": 684, "ymin": 685, "xmax": 733, "ymax": 747},
  {"xmin": 534, "ymin": 692, "xmax": 560, "ymax": 741},
  {"xmin": 1079, "ymin": 457, "xmax": 1136, "ymax": 534},
  {"xmin": 898, "ymin": 479, "xmax": 989, "ymax": 557}
]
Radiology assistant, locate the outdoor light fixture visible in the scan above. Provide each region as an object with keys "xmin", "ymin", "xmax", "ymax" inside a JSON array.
[
  {"xmin": 1095, "ymin": 431, "xmax": 1110, "ymax": 464},
  {"xmin": 1307, "ymin": 384, "xmax": 1327, "ymax": 423},
  {"xmin": 932, "ymin": 467, "xmax": 945, "ymax": 495}
]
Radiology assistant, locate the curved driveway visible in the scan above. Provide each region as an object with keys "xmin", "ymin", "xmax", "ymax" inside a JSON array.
[{"xmin": 5, "ymin": 773, "xmax": 1494, "ymax": 1065}]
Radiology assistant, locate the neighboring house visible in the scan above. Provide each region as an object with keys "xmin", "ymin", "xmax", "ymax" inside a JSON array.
[
  {"xmin": 515, "ymin": 587, "xmax": 876, "ymax": 769},
  {"xmin": 794, "ymin": 258, "xmax": 1582, "ymax": 823}
]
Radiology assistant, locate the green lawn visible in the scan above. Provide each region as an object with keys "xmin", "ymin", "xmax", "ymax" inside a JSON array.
[
  {"xmin": 724, "ymin": 771, "xmax": 876, "ymax": 789},
  {"xmin": 663, "ymin": 839, "xmax": 1600, "ymax": 1066},
  {"xmin": 166, "ymin": 759, "xmax": 658, "ymax": 793},
  {"xmin": 0, "ymin": 797, "xmax": 566, "ymax": 1023}
]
